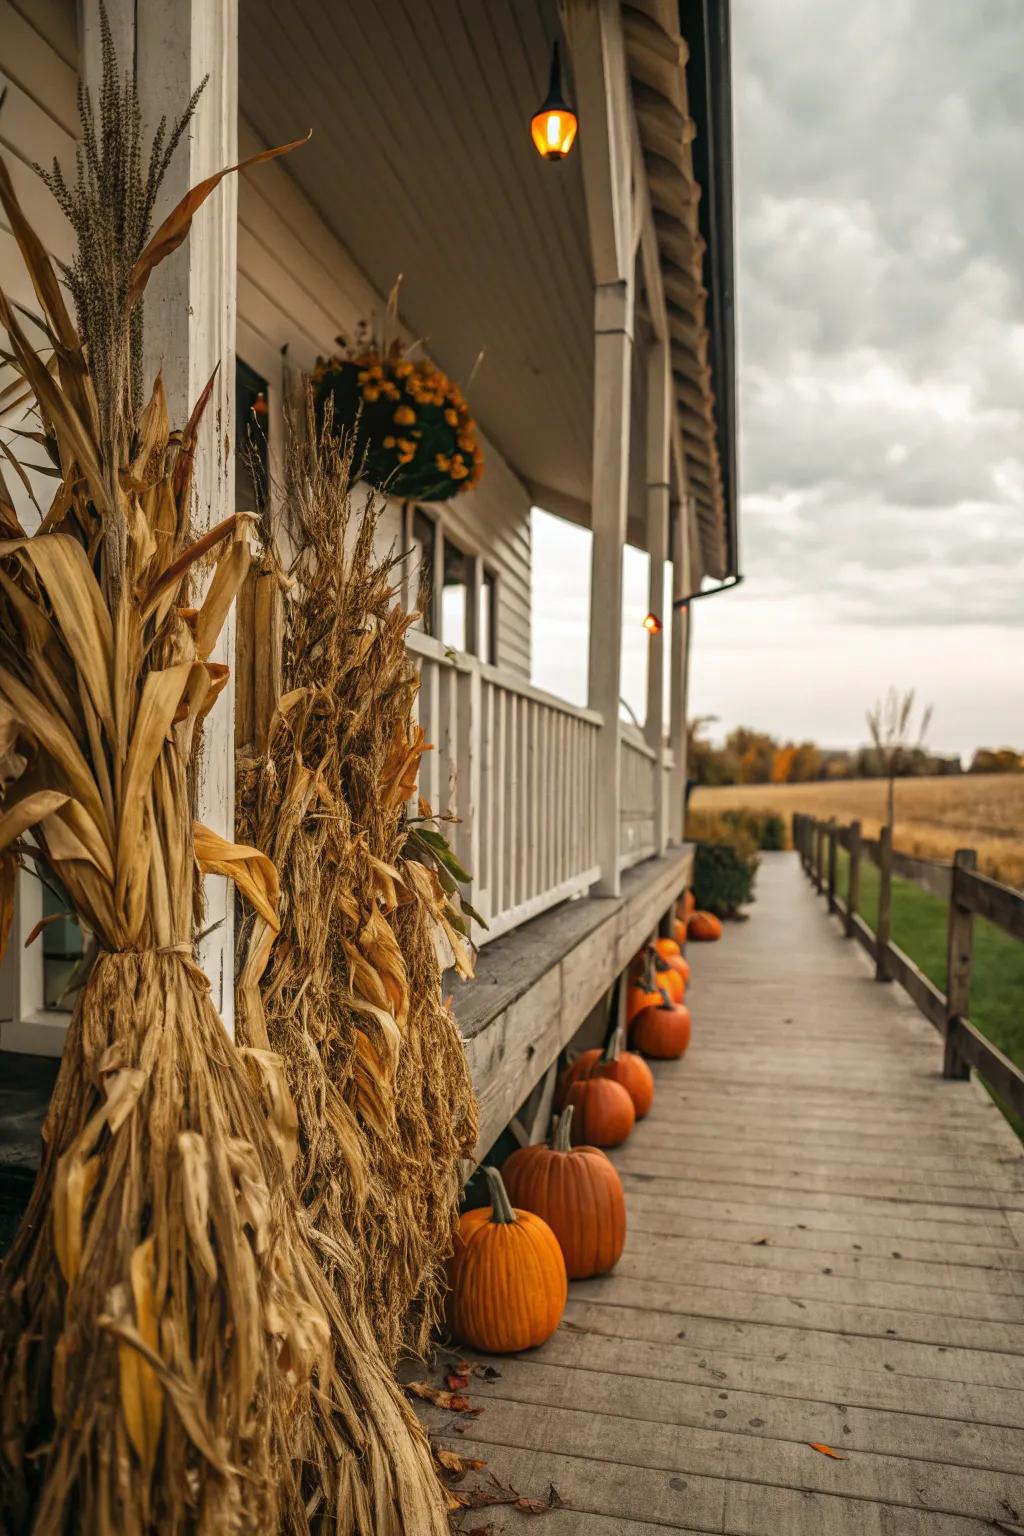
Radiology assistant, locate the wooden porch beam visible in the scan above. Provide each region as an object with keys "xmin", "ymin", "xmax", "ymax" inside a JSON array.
[
  {"xmin": 644, "ymin": 339, "xmax": 671, "ymax": 855},
  {"xmin": 567, "ymin": 0, "xmax": 637, "ymax": 898}
]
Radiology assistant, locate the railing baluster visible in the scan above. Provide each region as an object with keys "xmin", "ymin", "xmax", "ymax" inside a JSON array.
[
  {"xmin": 827, "ymin": 818, "xmax": 838, "ymax": 912},
  {"xmin": 943, "ymin": 848, "xmax": 976, "ymax": 1080}
]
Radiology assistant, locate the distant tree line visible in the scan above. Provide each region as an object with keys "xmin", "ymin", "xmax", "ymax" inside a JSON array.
[{"xmin": 687, "ymin": 718, "xmax": 1022, "ymax": 787}]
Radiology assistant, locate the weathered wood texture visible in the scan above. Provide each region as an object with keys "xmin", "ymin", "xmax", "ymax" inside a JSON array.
[
  {"xmin": 424, "ymin": 853, "xmax": 1024, "ymax": 1533},
  {"xmin": 457, "ymin": 847, "xmax": 692, "ymax": 1158},
  {"xmin": 794, "ymin": 813, "xmax": 1024, "ymax": 1121}
]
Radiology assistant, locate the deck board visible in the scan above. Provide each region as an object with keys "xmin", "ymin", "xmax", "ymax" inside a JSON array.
[{"xmin": 423, "ymin": 853, "xmax": 1024, "ymax": 1532}]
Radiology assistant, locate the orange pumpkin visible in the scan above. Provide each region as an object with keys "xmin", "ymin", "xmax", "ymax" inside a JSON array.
[
  {"xmin": 563, "ymin": 1076, "xmax": 635, "ymax": 1148},
  {"xmin": 688, "ymin": 910, "xmax": 723, "ymax": 942},
  {"xmin": 657, "ymin": 965, "xmax": 685, "ymax": 1004},
  {"xmin": 448, "ymin": 1167, "xmax": 567, "ymax": 1352},
  {"xmin": 677, "ymin": 889, "xmax": 696, "ymax": 921},
  {"xmin": 501, "ymin": 1106, "xmax": 626, "ymax": 1278},
  {"xmin": 654, "ymin": 938, "xmax": 690, "ymax": 987},
  {"xmin": 594, "ymin": 1028, "xmax": 655, "ymax": 1119},
  {"xmin": 672, "ymin": 917, "xmax": 688, "ymax": 946},
  {"xmin": 554, "ymin": 1047, "xmax": 602, "ymax": 1108},
  {"xmin": 630, "ymin": 1001, "xmax": 692, "ymax": 1060}
]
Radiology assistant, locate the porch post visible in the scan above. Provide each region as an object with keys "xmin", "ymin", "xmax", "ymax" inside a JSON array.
[
  {"xmin": 567, "ymin": 0, "xmax": 636, "ymax": 899},
  {"xmin": 668, "ymin": 498, "xmax": 690, "ymax": 843},
  {"xmin": 587, "ymin": 289, "xmax": 634, "ymax": 896},
  {"xmin": 645, "ymin": 341, "xmax": 671, "ymax": 855},
  {"xmin": 84, "ymin": 0, "xmax": 240, "ymax": 1029}
]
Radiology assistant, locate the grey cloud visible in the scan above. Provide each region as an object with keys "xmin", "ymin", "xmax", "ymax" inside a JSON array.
[{"xmin": 733, "ymin": 0, "xmax": 1024, "ymax": 628}]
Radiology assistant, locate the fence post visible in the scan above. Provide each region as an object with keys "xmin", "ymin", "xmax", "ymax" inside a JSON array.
[
  {"xmin": 846, "ymin": 820, "xmax": 861, "ymax": 937},
  {"xmin": 875, "ymin": 823, "xmax": 893, "ymax": 981},
  {"xmin": 826, "ymin": 819, "xmax": 838, "ymax": 913},
  {"xmin": 943, "ymin": 848, "xmax": 976, "ymax": 1080},
  {"xmin": 815, "ymin": 819, "xmax": 825, "ymax": 893}
]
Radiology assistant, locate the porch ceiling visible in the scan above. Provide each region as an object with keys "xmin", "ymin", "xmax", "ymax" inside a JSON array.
[{"xmin": 238, "ymin": 0, "xmax": 595, "ymax": 508}]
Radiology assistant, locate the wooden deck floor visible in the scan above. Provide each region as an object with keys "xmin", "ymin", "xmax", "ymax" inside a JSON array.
[{"xmin": 425, "ymin": 851, "xmax": 1024, "ymax": 1535}]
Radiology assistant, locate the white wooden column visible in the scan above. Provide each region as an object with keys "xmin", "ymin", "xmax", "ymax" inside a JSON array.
[
  {"xmin": 644, "ymin": 340, "xmax": 671, "ymax": 855},
  {"xmin": 84, "ymin": 0, "xmax": 240, "ymax": 1028},
  {"xmin": 568, "ymin": 0, "xmax": 637, "ymax": 899},
  {"xmin": 586, "ymin": 285, "xmax": 634, "ymax": 896},
  {"xmin": 668, "ymin": 496, "xmax": 691, "ymax": 844}
]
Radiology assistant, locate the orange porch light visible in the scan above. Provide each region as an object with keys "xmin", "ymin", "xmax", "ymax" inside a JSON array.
[
  {"xmin": 643, "ymin": 611, "xmax": 663, "ymax": 635},
  {"xmin": 531, "ymin": 42, "xmax": 578, "ymax": 161}
]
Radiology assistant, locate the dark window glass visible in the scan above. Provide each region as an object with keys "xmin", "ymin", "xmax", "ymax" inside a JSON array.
[
  {"xmin": 42, "ymin": 876, "xmax": 84, "ymax": 1011},
  {"xmin": 480, "ymin": 568, "xmax": 497, "ymax": 666},
  {"xmin": 236, "ymin": 359, "xmax": 269, "ymax": 513},
  {"xmin": 411, "ymin": 509, "xmax": 437, "ymax": 632}
]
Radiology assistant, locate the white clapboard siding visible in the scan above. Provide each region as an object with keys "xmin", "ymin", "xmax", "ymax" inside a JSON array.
[
  {"xmin": 236, "ymin": 117, "xmax": 532, "ymax": 680},
  {"xmin": 619, "ymin": 722, "xmax": 659, "ymax": 871},
  {"xmin": 408, "ymin": 630, "xmax": 602, "ymax": 945}
]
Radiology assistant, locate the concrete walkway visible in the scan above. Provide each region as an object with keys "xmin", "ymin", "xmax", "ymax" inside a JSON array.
[{"xmin": 428, "ymin": 851, "xmax": 1024, "ymax": 1534}]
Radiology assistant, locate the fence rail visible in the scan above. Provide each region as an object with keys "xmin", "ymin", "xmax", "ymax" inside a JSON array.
[{"xmin": 793, "ymin": 812, "xmax": 1024, "ymax": 1121}]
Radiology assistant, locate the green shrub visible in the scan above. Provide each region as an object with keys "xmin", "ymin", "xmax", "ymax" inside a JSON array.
[
  {"xmin": 687, "ymin": 807, "xmax": 786, "ymax": 852},
  {"xmin": 724, "ymin": 809, "xmax": 786, "ymax": 850},
  {"xmin": 692, "ymin": 839, "xmax": 760, "ymax": 917}
]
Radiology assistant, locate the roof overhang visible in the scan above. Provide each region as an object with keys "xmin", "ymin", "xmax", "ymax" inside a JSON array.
[{"xmin": 623, "ymin": 0, "xmax": 737, "ymax": 579}]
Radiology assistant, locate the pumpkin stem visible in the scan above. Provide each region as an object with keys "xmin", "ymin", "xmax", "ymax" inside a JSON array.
[
  {"xmin": 483, "ymin": 1165, "xmax": 517, "ymax": 1224},
  {"xmin": 602, "ymin": 1027, "xmax": 623, "ymax": 1064},
  {"xmin": 553, "ymin": 1105, "xmax": 574, "ymax": 1152}
]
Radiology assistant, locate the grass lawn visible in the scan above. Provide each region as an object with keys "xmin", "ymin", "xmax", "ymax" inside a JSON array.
[{"xmin": 835, "ymin": 849, "xmax": 1024, "ymax": 1133}]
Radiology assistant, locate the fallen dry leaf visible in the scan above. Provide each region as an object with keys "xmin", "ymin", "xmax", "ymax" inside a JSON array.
[
  {"xmin": 405, "ymin": 1380, "xmax": 471, "ymax": 1412},
  {"xmin": 447, "ymin": 1371, "xmax": 470, "ymax": 1390},
  {"xmin": 808, "ymin": 1442, "xmax": 845, "ymax": 1459},
  {"xmin": 434, "ymin": 1446, "xmax": 486, "ymax": 1480},
  {"xmin": 752, "ymin": 1237, "xmax": 770, "ymax": 1246},
  {"xmin": 515, "ymin": 1483, "xmax": 564, "ymax": 1514}
]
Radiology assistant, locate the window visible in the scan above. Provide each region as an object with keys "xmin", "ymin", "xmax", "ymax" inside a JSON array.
[
  {"xmin": 235, "ymin": 359, "xmax": 269, "ymax": 513},
  {"xmin": 442, "ymin": 536, "xmax": 472, "ymax": 653},
  {"xmin": 479, "ymin": 567, "xmax": 497, "ymax": 666},
  {"xmin": 42, "ymin": 878, "xmax": 83, "ymax": 1011},
  {"xmin": 409, "ymin": 509, "xmax": 437, "ymax": 632}
]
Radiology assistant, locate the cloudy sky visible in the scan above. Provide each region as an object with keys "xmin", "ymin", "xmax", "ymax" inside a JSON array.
[{"xmin": 534, "ymin": 0, "xmax": 1023, "ymax": 758}]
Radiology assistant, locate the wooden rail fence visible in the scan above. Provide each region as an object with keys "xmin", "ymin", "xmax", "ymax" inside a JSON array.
[{"xmin": 792, "ymin": 812, "xmax": 1024, "ymax": 1122}]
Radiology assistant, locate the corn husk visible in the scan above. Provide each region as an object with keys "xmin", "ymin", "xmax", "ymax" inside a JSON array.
[
  {"xmin": 0, "ymin": 56, "xmax": 337, "ymax": 1533},
  {"xmin": 235, "ymin": 399, "xmax": 478, "ymax": 1518}
]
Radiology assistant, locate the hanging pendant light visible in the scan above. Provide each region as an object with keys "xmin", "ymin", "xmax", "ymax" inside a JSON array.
[{"xmin": 531, "ymin": 41, "xmax": 578, "ymax": 161}]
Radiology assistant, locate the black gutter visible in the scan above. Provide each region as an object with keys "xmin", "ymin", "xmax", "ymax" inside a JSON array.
[{"xmin": 678, "ymin": 0, "xmax": 739, "ymax": 582}]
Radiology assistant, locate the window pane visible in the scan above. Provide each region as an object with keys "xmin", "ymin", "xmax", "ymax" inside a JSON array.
[
  {"xmin": 236, "ymin": 359, "xmax": 269, "ymax": 514},
  {"xmin": 42, "ymin": 876, "xmax": 84, "ymax": 1012},
  {"xmin": 480, "ymin": 569, "xmax": 497, "ymax": 666},
  {"xmin": 442, "ymin": 537, "xmax": 472, "ymax": 653},
  {"xmin": 411, "ymin": 509, "xmax": 436, "ymax": 632}
]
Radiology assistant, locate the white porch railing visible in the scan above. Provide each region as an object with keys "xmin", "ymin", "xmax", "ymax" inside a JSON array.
[
  {"xmin": 407, "ymin": 632, "xmax": 603, "ymax": 943},
  {"xmin": 619, "ymin": 722, "xmax": 659, "ymax": 870}
]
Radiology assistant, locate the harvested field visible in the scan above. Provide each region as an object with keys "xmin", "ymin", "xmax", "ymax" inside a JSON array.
[{"xmin": 690, "ymin": 774, "xmax": 1024, "ymax": 887}]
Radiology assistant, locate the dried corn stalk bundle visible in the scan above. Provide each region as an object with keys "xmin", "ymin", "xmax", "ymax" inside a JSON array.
[
  {"xmin": 235, "ymin": 395, "xmax": 478, "ymax": 1374},
  {"xmin": 0, "ymin": 43, "xmax": 333, "ymax": 1534}
]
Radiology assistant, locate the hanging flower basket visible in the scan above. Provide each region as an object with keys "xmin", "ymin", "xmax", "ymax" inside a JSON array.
[{"xmin": 313, "ymin": 342, "xmax": 484, "ymax": 502}]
